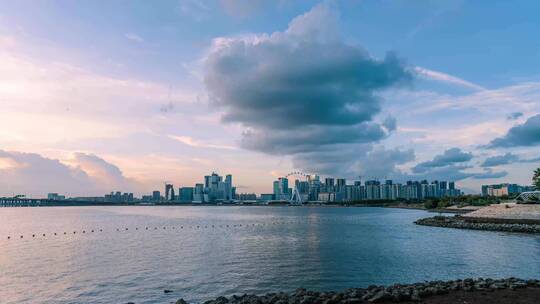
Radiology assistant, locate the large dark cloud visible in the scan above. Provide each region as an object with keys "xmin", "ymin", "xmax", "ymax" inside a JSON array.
[
  {"xmin": 240, "ymin": 123, "xmax": 387, "ymax": 155},
  {"xmin": 204, "ymin": 4, "xmax": 412, "ymax": 175},
  {"xmin": 488, "ymin": 114, "xmax": 540, "ymax": 147},
  {"xmin": 412, "ymin": 148, "xmax": 473, "ymax": 173}
]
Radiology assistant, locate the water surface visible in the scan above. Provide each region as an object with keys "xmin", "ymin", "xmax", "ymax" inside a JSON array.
[{"xmin": 0, "ymin": 206, "xmax": 538, "ymax": 304}]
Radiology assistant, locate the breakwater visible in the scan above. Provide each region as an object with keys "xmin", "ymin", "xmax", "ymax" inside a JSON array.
[
  {"xmin": 415, "ymin": 215, "xmax": 540, "ymax": 233},
  {"xmin": 179, "ymin": 278, "xmax": 539, "ymax": 304}
]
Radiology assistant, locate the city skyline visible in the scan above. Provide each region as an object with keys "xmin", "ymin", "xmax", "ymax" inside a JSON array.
[
  {"xmin": 1, "ymin": 1, "xmax": 540, "ymax": 197},
  {"xmin": 28, "ymin": 170, "xmax": 468, "ymax": 203}
]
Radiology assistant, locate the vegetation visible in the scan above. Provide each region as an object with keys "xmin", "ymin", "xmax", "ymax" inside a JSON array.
[
  {"xmin": 533, "ymin": 168, "xmax": 540, "ymax": 190},
  {"xmin": 325, "ymin": 194, "xmax": 515, "ymax": 210}
]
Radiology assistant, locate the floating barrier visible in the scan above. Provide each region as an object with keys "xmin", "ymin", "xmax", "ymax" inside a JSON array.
[{"xmin": 2, "ymin": 218, "xmax": 360, "ymax": 242}]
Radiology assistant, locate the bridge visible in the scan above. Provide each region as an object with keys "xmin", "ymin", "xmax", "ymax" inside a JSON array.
[
  {"xmin": 515, "ymin": 191, "xmax": 540, "ymax": 203},
  {"xmin": 0, "ymin": 197, "xmax": 128, "ymax": 207}
]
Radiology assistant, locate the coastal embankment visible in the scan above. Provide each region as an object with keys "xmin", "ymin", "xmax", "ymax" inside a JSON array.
[
  {"xmin": 175, "ymin": 278, "xmax": 540, "ymax": 304},
  {"xmin": 415, "ymin": 215, "xmax": 540, "ymax": 233},
  {"xmin": 415, "ymin": 202, "xmax": 540, "ymax": 233}
]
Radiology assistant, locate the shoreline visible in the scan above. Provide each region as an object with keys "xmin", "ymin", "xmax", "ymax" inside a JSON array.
[
  {"xmin": 415, "ymin": 215, "xmax": 540, "ymax": 234},
  {"xmin": 175, "ymin": 278, "xmax": 540, "ymax": 304}
]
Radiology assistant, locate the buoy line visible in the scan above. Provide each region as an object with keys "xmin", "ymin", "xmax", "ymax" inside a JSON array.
[{"xmin": 3, "ymin": 218, "xmax": 358, "ymax": 241}]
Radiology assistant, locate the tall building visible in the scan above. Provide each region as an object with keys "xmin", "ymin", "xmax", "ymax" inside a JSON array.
[
  {"xmin": 275, "ymin": 177, "xmax": 290, "ymax": 200},
  {"xmin": 201, "ymin": 172, "xmax": 234, "ymax": 202},
  {"xmin": 336, "ymin": 178, "xmax": 346, "ymax": 192},
  {"xmin": 193, "ymin": 184, "xmax": 204, "ymax": 202},
  {"xmin": 179, "ymin": 187, "xmax": 194, "ymax": 202},
  {"xmin": 273, "ymin": 181, "xmax": 280, "ymax": 199},
  {"xmin": 152, "ymin": 191, "xmax": 161, "ymax": 201},
  {"xmin": 481, "ymin": 183, "xmax": 535, "ymax": 197},
  {"xmin": 165, "ymin": 184, "xmax": 175, "ymax": 201}
]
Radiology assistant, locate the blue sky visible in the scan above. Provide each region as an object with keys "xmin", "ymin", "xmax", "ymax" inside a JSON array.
[{"xmin": 1, "ymin": 0, "xmax": 539, "ymax": 196}]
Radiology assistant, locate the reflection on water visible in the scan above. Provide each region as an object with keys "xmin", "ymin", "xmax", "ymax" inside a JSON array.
[{"xmin": 0, "ymin": 206, "xmax": 539, "ymax": 304}]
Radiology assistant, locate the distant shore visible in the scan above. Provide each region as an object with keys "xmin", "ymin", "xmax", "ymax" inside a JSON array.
[{"xmin": 175, "ymin": 278, "xmax": 540, "ymax": 304}]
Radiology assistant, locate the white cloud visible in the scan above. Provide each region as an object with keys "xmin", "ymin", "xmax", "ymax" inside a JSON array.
[
  {"xmin": 168, "ymin": 135, "xmax": 238, "ymax": 150},
  {"xmin": 125, "ymin": 33, "xmax": 144, "ymax": 42},
  {"xmin": 414, "ymin": 66, "xmax": 485, "ymax": 91},
  {"xmin": 0, "ymin": 150, "xmax": 137, "ymax": 197}
]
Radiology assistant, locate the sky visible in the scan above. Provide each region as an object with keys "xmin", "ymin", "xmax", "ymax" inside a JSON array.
[{"xmin": 1, "ymin": 0, "xmax": 540, "ymax": 197}]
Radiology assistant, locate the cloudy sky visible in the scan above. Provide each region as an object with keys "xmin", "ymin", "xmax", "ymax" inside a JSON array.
[{"xmin": 1, "ymin": 0, "xmax": 540, "ymax": 197}]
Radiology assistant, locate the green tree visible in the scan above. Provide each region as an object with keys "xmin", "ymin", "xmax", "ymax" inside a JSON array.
[{"xmin": 534, "ymin": 168, "xmax": 540, "ymax": 190}]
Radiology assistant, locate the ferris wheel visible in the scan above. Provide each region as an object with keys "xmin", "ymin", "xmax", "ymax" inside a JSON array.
[{"xmin": 283, "ymin": 171, "xmax": 310, "ymax": 205}]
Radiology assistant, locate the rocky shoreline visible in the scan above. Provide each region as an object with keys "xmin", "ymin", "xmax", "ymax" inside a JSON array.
[
  {"xmin": 414, "ymin": 215, "xmax": 540, "ymax": 233},
  {"xmin": 175, "ymin": 278, "xmax": 539, "ymax": 304}
]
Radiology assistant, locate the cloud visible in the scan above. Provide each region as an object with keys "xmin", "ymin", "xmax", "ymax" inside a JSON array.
[
  {"xmin": 382, "ymin": 116, "xmax": 397, "ymax": 132},
  {"xmin": 405, "ymin": 147, "xmax": 513, "ymax": 181},
  {"xmin": 520, "ymin": 156, "xmax": 540, "ymax": 163},
  {"xmin": 507, "ymin": 112, "xmax": 523, "ymax": 120},
  {"xmin": 69, "ymin": 153, "xmax": 135, "ymax": 189},
  {"xmin": 481, "ymin": 153, "xmax": 519, "ymax": 167},
  {"xmin": 219, "ymin": 0, "xmax": 268, "ymax": 18},
  {"xmin": 125, "ymin": 33, "xmax": 144, "ymax": 43},
  {"xmin": 487, "ymin": 114, "xmax": 540, "ymax": 147},
  {"xmin": 355, "ymin": 147, "xmax": 415, "ymax": 179},
  {"xmin": 204, "ymin": 4, "xmax": 412, "ymax": 175},
  {"xmin": 240, "ymin": 123, "xmax": 388, "ymax": 155},
  {"xmin": 0, "ymin": 42, "xmax": 200, "ymax": 150},
  {"xmin": 0, "ymin": 150, "xmax": 134, "ymax": 197},
  {"xmin": 177, "ymin": 0, "xmax": 211, "ymax": 21},
  {"xmin": 471, "ymin": 168, "xmax": 508, "ymax": 179},
  {"xmin": 412, "ymin": 148, "xmax": 473, "ymax": 173},
  {"xmin": 160, "ymin": 102, "xmax": 175, "ymax": 113},
  {"xmin": 411, "ymin": 164, "xmax": 475, "ymax": 182},
  {"xmin": 168, "ymin": 135, "xmax": 237, "ymax": 150},
  {"xmin": 290, "ymin": 145, "xmax": 415, "ymax": 179},
  {"xmin": 414, "ymin": 66, "xmax": 485, "ymax": 91}
]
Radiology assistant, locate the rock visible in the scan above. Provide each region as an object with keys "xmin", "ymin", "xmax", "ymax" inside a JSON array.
[
  {"xmin": 186, "ymin": 277, "xmax": 538, "ymax": 304},
  {"xmin": 510, "ymin": 282, "xmax": 527, "ymax": 289},
  {"xmin": 299, "ymin": 296, "xmax": 315, "ymax": 304},
  {"xmin": 490, "ymin": 282, "xmax": 506, "ymax": 290},
  {"xmin": 213, "ymin": 296, "xmax": 229, "ymax": 304},
  {"xmin": 368, "ymin": 290, "xmax": 390, "ymax": 303},
  {"xmin": 164, "ymin": 289, "xmax": 174, "ymax": 294},
  {"xmin": 411, "ymin": 289, "xmax": 421, "ymax": 302}
]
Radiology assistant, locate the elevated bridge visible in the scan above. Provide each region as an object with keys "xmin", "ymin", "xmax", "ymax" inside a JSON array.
[
  {"xmin": 0, "ymin": 198, "xmax": 126, "ymax": 207},
  {"xmin": 515, "ymin": 191, "xmax": 540, "ymax": 203}
]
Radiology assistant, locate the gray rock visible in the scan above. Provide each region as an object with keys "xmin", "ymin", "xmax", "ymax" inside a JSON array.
[
  {"xmin": 368, "ymin": 290, "xmax": 390, "ymax": 303},
  {"xmin": 176, "ymin": 299, "xmax": 187, "ymax": 304}
]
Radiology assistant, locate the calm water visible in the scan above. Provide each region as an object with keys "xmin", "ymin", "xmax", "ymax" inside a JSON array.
[{"xmin": 0, "ymin": 206, "xmax": 539, "ymax": 304}]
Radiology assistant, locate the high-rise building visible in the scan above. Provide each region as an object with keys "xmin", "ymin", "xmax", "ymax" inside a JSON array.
[
  {"xmin": 193, "ymin": 183, "xmax": 204, "ymax": 202},
  {"xmin": 481, "ymin": 183, "xmax": 535, "ymax": 197},
  {"xmin": 273, "ymin": 181, "xmax": 279, "ymax": 198},
  {"xmin": 179, "ymin": 187, "xmax": 194, "ymax": 202},
  {"xmin": 152, "ymin": 191, "xmax": 161, "ymax": 201},
  {"xmin": 336, "ymin": 178, "xmax": 346, "ymax": 192},
  {"xmin": 165, "ymin": 184, "xmax": 175, "ymax": 201}
]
